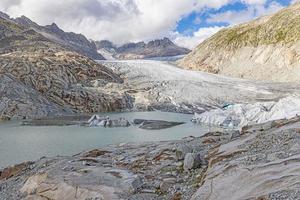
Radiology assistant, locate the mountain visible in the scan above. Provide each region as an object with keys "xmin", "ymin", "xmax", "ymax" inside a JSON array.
[
  {"xmin": 178, "ymin": 3, "xmax": 300, "ymax": 82},
  {"xmin": 0, "ymin": 11, "xmax": 10, "ymax": 20},
  {"xmin": 95, "ymin": 40, "xmax": 117, "ymax": 60},
  {"xmin": 13, "ymin": 15, "xmax": 104, "ymax": 60},
  {"xmin": 0, "ymin": 14, "xmax": 129, "ymax": 120},
  {"xmin": 95, "ymin": 37, "xmax": 190, "ymax": 60}
]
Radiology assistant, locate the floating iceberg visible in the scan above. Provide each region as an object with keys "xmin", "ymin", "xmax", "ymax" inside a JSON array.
[{"xmin": 192, "ymin": 96, "xmax": 300, "ymax": 128}]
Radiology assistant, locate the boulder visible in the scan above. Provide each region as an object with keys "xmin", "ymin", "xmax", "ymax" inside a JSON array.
[
  {"xmin": 0, "ymin": 161, "xmax": 33, "ymax": 180},
  {"xmin": 183, "ymin": 153, "xmax": 202, "ymax": 171},
  {"xmin": 20, "ymin": 173, "xmax": 48, "ymax": 195},
  {"xmin": 82, "ymin": 149, "xmax": 111, "ymax": 158},
  {"xmin": 90, "ymin": 79, "xmax": 108, "ymax": 87},
  {"xmin": 133, "ymin": 119, "xmax": 147, "ymax": 125},
  {"xmin": 160, "ymin": 178, "xmax": 176, "ymax": 193},
  {"xmin": 124, "ymin": 176, "xmax": 143, "ymax": 193},
  {"xmin": 109, "ymin": 118, "xmax": 130, "ymax": 127},
  {"xmin": 175, "ymin": 144, "xmax": 193, "ymax": 161},
  {"xmin": 134, "ymin": 119, "xmax": 185, "ymax": 130}
]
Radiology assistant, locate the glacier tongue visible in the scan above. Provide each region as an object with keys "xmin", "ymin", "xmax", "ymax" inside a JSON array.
[{"xmin": 192, "ymin": 96, "xmax": 300, "ymax": 128}]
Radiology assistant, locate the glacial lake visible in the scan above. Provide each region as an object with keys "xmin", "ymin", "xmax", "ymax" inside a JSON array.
[{"xmin": 0, "ymin": 111, "xmax": 217, "ymax": 168}]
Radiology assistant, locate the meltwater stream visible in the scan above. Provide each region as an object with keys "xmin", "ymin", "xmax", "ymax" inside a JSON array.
[{"xmin": 0, "ymin": 112, "xmax": 218, "ymax": 168}]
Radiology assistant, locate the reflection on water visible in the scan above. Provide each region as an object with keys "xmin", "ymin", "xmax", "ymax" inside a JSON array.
[{"xmin": 0, "ymin": 111, "xmax": 217, "ymax": 168}]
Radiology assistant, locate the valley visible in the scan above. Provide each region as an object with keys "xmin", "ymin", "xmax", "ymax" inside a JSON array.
[{"xmin": 1, "ymin": 2, "xmax": 300, "ymax": 200}]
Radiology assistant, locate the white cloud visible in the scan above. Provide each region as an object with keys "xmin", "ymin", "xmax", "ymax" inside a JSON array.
[
  {"xmin": 291, "ymin": 0, "xmax": 300, "ymax": 4},
  {"xmin": 241, "ymin": 0, "xmax": 267, "ymax": 5},
  {"xmin": 0, "ymin": 0, "xmax": 232, "ymax": 44},
  {"xmin": 207, "ymin": 1, "xmax": 284, "ymax": 25},
  {"xmin": 173, "ymin": 26, "xmax": 225, "ymax": 49}
]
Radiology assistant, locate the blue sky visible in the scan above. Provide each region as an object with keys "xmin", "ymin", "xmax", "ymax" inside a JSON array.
[{"xmin": 177, "ymin": 0, "xmax": 292, "ymax": 36}]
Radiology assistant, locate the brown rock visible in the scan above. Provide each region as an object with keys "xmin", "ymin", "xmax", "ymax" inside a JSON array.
[
  {"xmin": 82, "ymin": 149, "xmax": 111, "ymax": 158},
  {"xmin": 0, "ymin": 161, "xmax": 33, "ymax": 180}
]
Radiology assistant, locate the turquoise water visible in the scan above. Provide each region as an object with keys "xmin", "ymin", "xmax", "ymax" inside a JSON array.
[{"xmin": 0, "ymin": 112, "xmax": 216, "ymax": 168}]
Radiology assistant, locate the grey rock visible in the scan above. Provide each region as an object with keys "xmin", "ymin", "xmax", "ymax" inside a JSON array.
[
  {"xmin": 175, "ymin": 144, "xmax": 193, "ymax": 161},
  {"xmin": 183, "ymin": 153, "xmax": 202, "ymax": 171},
  {"xmin": 159, "ymin": 180, "xmax": 173, "ymax": 193},
  {"xmin": 160, "ymin": 177, "xmax": 177, "ymax": 193},
  {"xmin": 136, "ymin": 119, "xmax": 185, "ymax": 130},
  {"xmin": 126, "ymin": 176, "xmax": 143, "ymax": 192},
  {"xmin": 128, "ymin": 194, "xmax": 162, "ymax": 200},
  {"xmin": 109, "ymin": 118, "xmax": 130, "ymax": 127},
  {"xmin": 89, "ymin": 115, "xmax": 130, "ymax": 128},
  {"xmin": 133, "ymin": 119, "xmax": 147, "ymax": 125},
  {"xmin": 90, "ymin": 79, "xmax": 109, "ymax": 87}
]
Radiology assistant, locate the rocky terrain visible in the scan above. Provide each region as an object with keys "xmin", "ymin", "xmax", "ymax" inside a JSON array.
[
  {"xmin": 95, "ymin": 38, "xmax": 190, "ymax": 60},
  {"xmin": 179, "ymin": 2, "xmax": 300, "ymax": 82},
  {"xmin": 12, "ymin": 14, "xmax": 104, "ymax": 60},
  {"xmin": 1, "ymin": 116, "xmax": 300, "ymax": 199},
  {"xmin": 0, "ymin": 16, "xmax": 131, "ymax": 120}
]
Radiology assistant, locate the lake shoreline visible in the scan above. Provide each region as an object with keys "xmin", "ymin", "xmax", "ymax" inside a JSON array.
[
  {"xmin": 1, "ymin": 116, "xmax": 300, "ymax": 199},
  {"xmin": 0, "ymin": 111, "xmax": 218, "ymax": 169}
]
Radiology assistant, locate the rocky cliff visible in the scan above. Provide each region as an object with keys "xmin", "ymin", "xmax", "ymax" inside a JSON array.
[
  {"xmin": 95, "ymin": 37, "xmax": 190, "ymax": 60},
  {"xmin": 14, "ymin": 15, "xmax": 105, "ymax": 60},
  {"xmin": 179, "ymin": 3, "xmax": 300, "ymax": 82},
  {"xmin": 0, "ymin": 16, "xmax": 129, "ymax": 120}
]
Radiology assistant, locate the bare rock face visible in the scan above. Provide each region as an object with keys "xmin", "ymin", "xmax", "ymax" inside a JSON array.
[
  {"xmin": 0, "ymin": 51, "xmax": 129, "ymax": 117},
  {"xmin": 0, "ymin": 74, "xmax": 67, "ymax": 120},
  {"xmin": 0, "ymin": 16, "xmax": 132, "ymax": 119},
  {"xmin": 191, "ymin": 117, "xmax": 300, "ymax": 200},
  {"xmin": 179, "ymin": 3, "xmax": 300, "ymax": 82},
  {"xmin": 183, "ymin": 153, "xmax": 202, "ymax": 171}
]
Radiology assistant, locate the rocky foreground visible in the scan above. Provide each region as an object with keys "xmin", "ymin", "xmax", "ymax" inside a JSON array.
[{"xmin": 1, "ymin": 116, "xmax": 300, "ymax": 199}]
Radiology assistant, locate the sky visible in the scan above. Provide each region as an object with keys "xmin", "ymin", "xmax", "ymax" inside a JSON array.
[{"xmin": 0, "ymin": 0, "xmax": 296, "ymax": 49}]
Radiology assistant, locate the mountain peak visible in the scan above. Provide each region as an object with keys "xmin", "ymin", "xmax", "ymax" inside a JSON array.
[
  {"xmin": 96, "ymin": 40, "xmax": 116, "ymax": 49},
  {"xmin": 0, "ymin": 11, "xmax": 10, "ymax": 20},
  {"xmin": 46, "ymin": 23, "xmax": 61, "ymax": 31},
  {"xmin": 96, "ymin": 37, "xmax": 190, "ymax": 59},
  {"xmin": 15, "ymin": 15, "xmax": 38, "ymax": 27},
  {"xmin": 147, "ymin": 37, "xmax": 174, "ymax": 47}
]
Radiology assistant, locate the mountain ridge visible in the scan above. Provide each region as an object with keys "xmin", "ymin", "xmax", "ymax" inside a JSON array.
[
  {"xmin": 178, "ymin": 2, "xmax": 300, "ymax": 82},
  {"xmin": 95, "ymin": 37, "xmax": 190, "ymax": 60},
  {"xmin": 0, "ymin": 15, "xmax": 129, "ymax": 120},
  {"xmin": 12, "ymin": 14, "xmax": 105, "ymax": 60}
]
